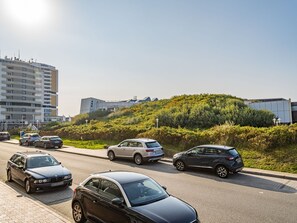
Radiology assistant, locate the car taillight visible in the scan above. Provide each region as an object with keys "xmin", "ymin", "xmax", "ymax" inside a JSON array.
[
  {"xmin": 225, "ymin": 156, "xmax": 235, "ymax": 161},
  {"xmin": 146, "ymin": 149, "xmax": 154, "ymax": 152}
]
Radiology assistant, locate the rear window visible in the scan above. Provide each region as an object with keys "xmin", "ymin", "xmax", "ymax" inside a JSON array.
[
  {"xmin": 228, "ymin": 148, "xmax": 239, "ymax": 156},
  {"xmin": 50, "ymin": 137, "xmax": 62, "ymax": 141},
  {"xmin": 145, "ymin": 141, "xmax": 161, "ymax": 148},
  {"xmin": 31, "ymin": 134, "xmax": 40, "ymax": 137}
]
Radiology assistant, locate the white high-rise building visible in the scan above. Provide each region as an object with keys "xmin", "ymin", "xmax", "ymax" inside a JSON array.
[{"xmin": 0, "ymin": 56, "xmax": 58, "ymax": 130}]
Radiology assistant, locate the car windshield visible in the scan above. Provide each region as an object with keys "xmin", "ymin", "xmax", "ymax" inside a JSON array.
[
  {"xmin": 27, "ymin": 155, "xmax": 60, "ymax": 168},
  {"xmin": 228, "ymin": 148, "xmax": 239, "ymax": 156},
  {"xmin": 145, "ymin": 141, "xmax": 161, "ymax": 148},
  {"xmin": 122, "ymin": 178, "xmax": 168, "ymax": 207}
]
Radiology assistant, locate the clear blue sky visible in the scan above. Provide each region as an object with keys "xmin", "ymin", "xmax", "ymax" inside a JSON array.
[{"xmin": 0, "ymin": 0, "xmax": 296, "ymax": 116}]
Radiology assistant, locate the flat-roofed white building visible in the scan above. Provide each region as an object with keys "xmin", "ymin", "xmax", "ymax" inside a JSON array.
[
  {"xmin": 245, "ymin": 98, "xmax": 293, "ymax": 124},
  {"xmin": 80, "ymin": 97, "xmax": 156, "ymax": 114}
]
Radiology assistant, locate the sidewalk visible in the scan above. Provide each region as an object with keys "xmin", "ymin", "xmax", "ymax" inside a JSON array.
[
  {"xmin": 4, "ymin": 139, "xmax": 297, "ymax": 181},
  {"xmin": 0, "ymin": 181, "xmax": 71, "ymax": 223}
]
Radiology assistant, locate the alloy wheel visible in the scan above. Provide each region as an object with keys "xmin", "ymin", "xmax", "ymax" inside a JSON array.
[
  {"xmin": 72, "ymin": 202, "xmax": 86, "ymax": 223},
  {"xmin": 134, "ymin": 154, "xmax": 143, "ymax": 165},
  {"xmin": 7, "ymin": 170, "xmax": 12, "ymax": 182},
  {"xmin": 108, "ymin": 151, "xmax": 115, "ymax": 161},
  {"xmin": 176, "ymin": 160, "xmax": 185, "ymax": 171},
  {"xmin": 25, "ymin": 180, "xmax": 33, "ymax": 194},
  {"xmin": 216, "ymin": 165, "xmax": 228, "ymax": 178}
]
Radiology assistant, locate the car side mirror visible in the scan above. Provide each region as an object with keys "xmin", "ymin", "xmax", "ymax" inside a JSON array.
[{"xmin": 112, "ymin": 198, "xmax": 124, "ymax": 207}]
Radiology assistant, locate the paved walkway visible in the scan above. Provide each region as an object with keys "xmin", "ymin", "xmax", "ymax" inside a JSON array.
[{"xmin": 0, "ymin": 181, "xmax": 71, "ymax": 223}]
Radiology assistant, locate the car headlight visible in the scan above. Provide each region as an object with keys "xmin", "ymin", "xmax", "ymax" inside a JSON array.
[
  {"xmin": 34, "ymin": 179, "xmax": 50, "ymax": 184},
  {"xmin": 63, "ymin": 174, "xmax": 72, "ymax": 180}
]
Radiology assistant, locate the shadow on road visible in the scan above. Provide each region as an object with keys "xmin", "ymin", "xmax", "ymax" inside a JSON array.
[
  {"xmin": 178, "ymin": 167, "xmax": 297, "ymax": 194},
  {"xmin": 5, "ymin": 181, "xmax": 73, "ymax": 205}
]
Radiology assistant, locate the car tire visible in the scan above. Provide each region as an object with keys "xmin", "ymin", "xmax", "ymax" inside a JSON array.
[
  {"xmin": 25, "ymin": 179, "xmax": 34, "ymax": 194},
  {"xmin": 72, "ymin": 201, "xmax": 87, "ymax": 223},
  {"xmin": 175, "ymin": 160, "xmax": 186, "ymax": 171},
  {"xmin": 108, "ymin": 151, "xmax": 115, "ymax": 161},
  {"xmin": 216, "ymin": 165, "xmax": 229, "ymax": 178},
  {"xmin": 134, "ymin": 154, "xmax": 143, "ymax": 165},
  {"xmin": 7, "ymin": 170, "xmax": 12, "ymax": 182},
  {"xmin": 19, "ymin": 140, "xmax": 22, "ymax": 146}
]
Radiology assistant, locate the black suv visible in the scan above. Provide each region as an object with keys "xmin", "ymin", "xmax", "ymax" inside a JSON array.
[
  {"xmin": 7, "ymin": 151, "xmax": 72, "ymax": 193},
  {"xmin": 172, "ymin": 145, "xmax": 244, "ymax": 178}
]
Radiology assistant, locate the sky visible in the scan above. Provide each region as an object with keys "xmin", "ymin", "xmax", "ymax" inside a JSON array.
[{"xmin": 0, "ymin": 0, "xmax": 296, "ymax": 116}]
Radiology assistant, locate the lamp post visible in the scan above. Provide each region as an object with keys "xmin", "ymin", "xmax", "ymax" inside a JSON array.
[
  {"xmin": 156, "ymin": 118, "xmax": 159, "ymax": 128},
  {"xmin": 85, "ymin": 119, "xmax": 88, "ymax": 125},
  {"xmin": 273, "ymin": 117, "xmax": 281, "ymax": 126}
]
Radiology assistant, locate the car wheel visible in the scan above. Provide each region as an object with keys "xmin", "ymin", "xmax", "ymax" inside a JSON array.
[
  {"xmin": 175, "ymin": 160, "xmax": 186, "ymax": 171},
  {"xmin": 7, "ymin": 170, "xmax": 12, "ymax": 182},
  {"xmin": 108, "ymin": 151, "xmax": 115, "ymax": 161},
  {"xmin": 25, "ymin": 179, "xmax": 34, "ymax": 194},
  {"xmin": 19, "ymin": 140, "xmax": 22, "ymax": 146},
  {"xmin": 216, "ymin": 165, "xmax": 229, "ymax": 178},
  {"xmin": 134, "ymin": 154, "xmax": 143, "ymax": 165},
  {"xmin": 72, "ymin": 201, "xmax": 87, "ymax": 223}
]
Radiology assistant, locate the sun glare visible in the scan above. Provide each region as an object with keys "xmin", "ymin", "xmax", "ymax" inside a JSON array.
[{"xmin": 3, "ymin": 0, "xmax": 49, "ymax": 27}]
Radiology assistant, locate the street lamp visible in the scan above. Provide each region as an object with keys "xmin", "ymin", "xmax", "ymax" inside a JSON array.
[
  {"xmin": 273, "ymin": 117, "xmax": 281, "ymax": 126},
  {"xmin": 156, "ymin": 118, "xmax": 159, "ymax": 128},
  {"xmin": 85, "ymin": 119, "xmax": 88, "ymax": 125}
]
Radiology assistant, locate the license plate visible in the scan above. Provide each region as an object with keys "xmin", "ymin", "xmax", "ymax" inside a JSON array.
[
  {"xmin": 55, "ymin": 141, "xmax": 59, "ymax": 143},
  {"xmin": 51, "ymin": 181, "xmax": 64, "ymax": 187}
]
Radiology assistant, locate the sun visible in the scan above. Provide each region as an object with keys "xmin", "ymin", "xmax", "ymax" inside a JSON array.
[{"xmin": 3, "ymin": 0, "xmax": 49, "ymax": 27}]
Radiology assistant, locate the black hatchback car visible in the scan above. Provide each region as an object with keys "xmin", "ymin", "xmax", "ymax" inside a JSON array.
[
  {"xmin": 72, "ymin": 171, "xmax": 200, "ymax": 223},
  {"xmin": 6, "ymin": 151, "xmax": 72, "ymax": 193},
  {"xmin": 173, "ymin": 145, "xmax": 244, "ymax": 178}
]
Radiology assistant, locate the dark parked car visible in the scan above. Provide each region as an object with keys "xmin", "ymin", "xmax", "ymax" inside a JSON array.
[
  {"xmin": 72, "ymin": 171, "xmax": 200, "ymax": 223},
  {"xmin": 6, "ymin": 151, "xmax": 72, "ymax": 194},
  {"xmin": 19, "ymin": 133, "xmax": 40, "ymax": 146},
  {"xmin": 173, "ymin": 145, "xmax": 244, "ymax": 178},
  {"xmin": 34, "ymin": 136, "xmax": 63, "ymax": 149},
  {"xmin": 0, "ymin": 131, "xmax": 10, "ymax": 141}
]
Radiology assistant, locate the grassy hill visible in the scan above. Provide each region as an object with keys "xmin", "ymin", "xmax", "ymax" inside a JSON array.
[{"xmin": 40, "ymin": 94, "xmax": 297, "ymax": 173}]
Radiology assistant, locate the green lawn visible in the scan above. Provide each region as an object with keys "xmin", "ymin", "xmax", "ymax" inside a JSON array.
[{"xmin": 63, "ymin": 139, "xmax": 118, "ymax": 150}]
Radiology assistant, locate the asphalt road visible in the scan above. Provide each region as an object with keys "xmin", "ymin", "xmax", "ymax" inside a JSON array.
[{"xmin": 1, "ymin": 142, "xmax": 297, "ymax": 223}]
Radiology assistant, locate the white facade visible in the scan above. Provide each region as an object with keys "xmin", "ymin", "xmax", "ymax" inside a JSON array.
[
  {"xmin": 0, "ymin": 57, "xmax": 58, "ymax": 129},
  {"xmin": 80, "ymin": 97, "xmax": 134, "ymax": 114},
  {"xmin": 246, "ymin": 98, "xmax": 292, "ymax": 124}
]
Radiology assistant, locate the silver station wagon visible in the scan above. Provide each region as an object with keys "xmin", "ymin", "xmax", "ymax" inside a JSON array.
[{"xmin": 107, "ymin": 138, "xmax": 164, "ymax": 165}]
